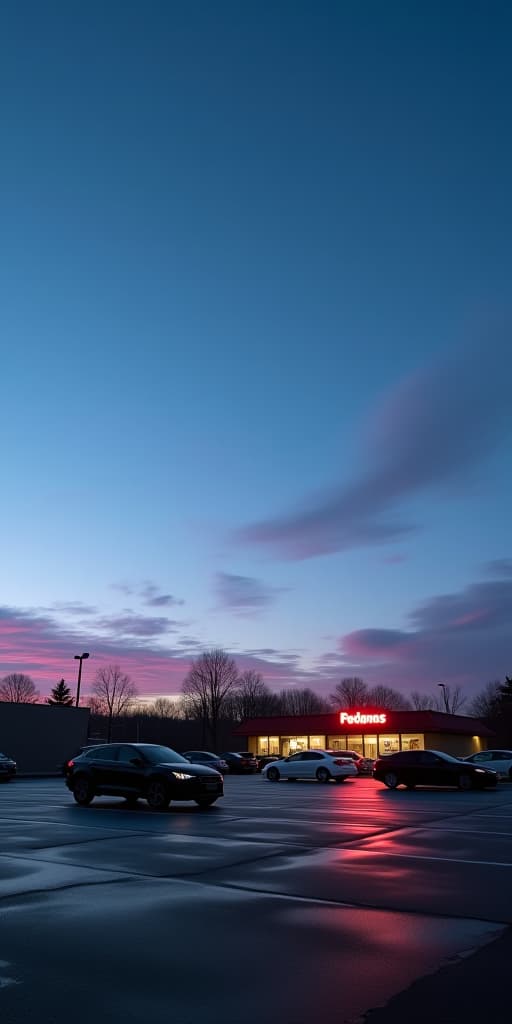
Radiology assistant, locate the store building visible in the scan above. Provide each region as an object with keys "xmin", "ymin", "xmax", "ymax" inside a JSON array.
[{"xmin": 235, "ymin": 709, "xmax": 493, "ymax": 760}]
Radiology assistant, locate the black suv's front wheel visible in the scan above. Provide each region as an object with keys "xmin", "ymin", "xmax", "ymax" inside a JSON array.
[{"xmin": 146, "ymin": 779, "xmax": 170, "ymax": 810}]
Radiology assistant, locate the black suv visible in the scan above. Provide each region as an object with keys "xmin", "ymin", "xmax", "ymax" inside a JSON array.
[{"xmin": 66, "ymin": 743, "xmax": 224, "ymax": 810}]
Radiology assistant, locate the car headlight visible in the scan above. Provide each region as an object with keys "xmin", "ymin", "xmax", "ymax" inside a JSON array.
[
  {"xmin": 474, "ymin": 768, "xmax": 486, "ymax": 774},
  {"xmin": 171, "ymin": 771, "xmax": 193, "ymax": 780}
]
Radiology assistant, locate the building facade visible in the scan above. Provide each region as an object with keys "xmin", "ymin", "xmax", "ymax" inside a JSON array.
[{"xmin": 235, "ymin": 709, "xmax": 493, "ymax": 760}]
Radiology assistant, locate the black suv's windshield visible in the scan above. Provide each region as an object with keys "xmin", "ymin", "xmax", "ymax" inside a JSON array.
[{"xmin": 138, "ymin": 745, "xmax": 188, "ymax": 765}]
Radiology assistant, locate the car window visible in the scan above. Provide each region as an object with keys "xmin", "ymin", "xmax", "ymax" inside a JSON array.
[
  {"xmin": 470, "ymin": 752, "xmax": 488, "ymax": 763},
  {"xmin": 494, "ymin": 752, "xmax": 512, "ymax": 761},
  {"xmin": 418, "ymin": 751, "xmax": 443, "ymax": 765},
  {"xmin": 302, "ymin": 752, "xmax": 322, "ymax": 761},
  {"xmin": 117, "ymin": 746, "xmax": 140, "ymax": 764},
  {"xmin": 287, "ymin": 753, "xmax": 305, "ymax": 762},
  {"xmin": 88, "ymin": 746, "xmax": 119, "ymax": 762}
]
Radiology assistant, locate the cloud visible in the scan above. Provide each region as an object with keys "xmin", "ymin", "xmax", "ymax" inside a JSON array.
[
  {"xmin": 214, "ymin": 572, "xmax": 284, "ymax": 614},
  {"xmin": 49, "ymin": 602, "xmax": 98, "ymax": 616},
  {"xmin": 0, "ymin": 604, "xmax": 308, "ymax": 696},
  {"xmin": 334, "ymin": 562, "xmax": 512, "ymax": 692},
  {"xmin": 93, "ymin": 614, "xmax": 178, "ymax": 638},
  {"xmin": 140, "ymin": 583, "xmax": 184, "ymax": 608},
  {"xmin": 235, "ymin": 328, "xmax": 510, "ymax": 559},
  {"xmin": 110, "ymin": 581, "xmax": 184, "ymax": 607},
  {"xmin": 483, "ymin": 559, "xmax": 512, "ymax": 577}
]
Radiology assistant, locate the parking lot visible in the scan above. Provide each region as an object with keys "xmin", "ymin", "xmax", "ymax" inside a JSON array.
[{"xmin": 1, "ymin": 775, "xmax": 512, "ymax": 1023}]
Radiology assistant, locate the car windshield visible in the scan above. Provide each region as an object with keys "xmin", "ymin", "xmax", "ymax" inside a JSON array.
[{"xmin": 137, "ymin": 745, "xmax": 188, "ymax": 765}]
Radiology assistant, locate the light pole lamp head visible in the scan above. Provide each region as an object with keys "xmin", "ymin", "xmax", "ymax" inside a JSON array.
[{"xmin": 74, "ymin": 652, "xmax": 90, "ymax": 661}]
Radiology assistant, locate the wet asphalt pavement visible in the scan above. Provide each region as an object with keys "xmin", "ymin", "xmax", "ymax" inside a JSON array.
[{"xmin": 1, "ymin": 775, "xmax": 512, "ymax": 1023}]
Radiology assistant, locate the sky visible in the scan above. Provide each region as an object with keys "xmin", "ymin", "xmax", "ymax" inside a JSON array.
[{"xmin": 1, "ymin": 1, "xmax": 511, "ymax": 705}]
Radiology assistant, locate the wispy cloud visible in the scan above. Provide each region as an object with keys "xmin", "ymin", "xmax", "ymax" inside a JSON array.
[
  {"xmin": 0, "ymin": 605, "xmax": 307, "ymax": 695},
  {"xmin": 234, "ymin": 328, "xmax": 509, "ymax": 560},
  {"xmin": 110, "ymin": 581, "xmax": 184, "ymax": 607},
  {"xmin": 334, "ymin": 560, "xmax": 512, "ymax": 691},
  {"xmin": 92, "ymin": 614, "xmax": 179, "ymax": 638},
  {"xmin": 214, "ymin": 572, "xmax": 284, "ymax": 614}
]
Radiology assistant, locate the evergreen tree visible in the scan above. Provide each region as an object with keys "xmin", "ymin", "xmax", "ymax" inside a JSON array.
[{"xmin": 47, "ymin": 678, "xmax": 74, "ymax": 706}]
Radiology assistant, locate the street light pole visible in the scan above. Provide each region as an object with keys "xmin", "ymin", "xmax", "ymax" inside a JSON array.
[
  {"xmin": 74, "ymin": 652, "xmax": 90, "ymax": 707},
  {"xmin": 438, "ymin": 682, "xmax": 449, "ymax": 713}
]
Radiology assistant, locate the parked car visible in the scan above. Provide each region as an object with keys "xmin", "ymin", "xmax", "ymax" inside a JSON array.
[
  {"xmin": 255, "ymin": 754, "xmax": 280, "ymax": 772},
  {"xmin": 0, "ymin": 752, "xmax": 16, "ymax": 781},
  {"xmin": 60, "ymin": 745, "xmax": 101, "ymax": 776},
  {"xmin": 463, "ymin": 750, "xmax": 512, "ymax": 779},
  {"xmin": 263, "ymin": 749, "xmax": 358, "ymax": 783},
  {"xmin": 327, "ymin": 749, "xmax": 375, "ymax": 774},
  {"xmin": 373, "ymin": 749, "xmax": 498, "ymax": 791},
  {"xmin": 183, "ymin": 751, "xmax": 229, "ymax": 774},
  {"xmin": 65, "ymin": 742, "xmax": 224, "ymax": 809},
  {"xmin": 219, "ymin": 751, "xmax": 258, "ymax": 773}
]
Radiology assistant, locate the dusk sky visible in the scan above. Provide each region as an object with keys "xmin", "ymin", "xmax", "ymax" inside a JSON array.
[{"xmin": 1, "ymin": 1, "xmax": 511, "ymax": 703}]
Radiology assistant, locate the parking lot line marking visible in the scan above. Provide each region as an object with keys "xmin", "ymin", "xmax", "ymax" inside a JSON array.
[{"xmin": 364, "ymin": 851, "xmax": 512, "ymax": 868}]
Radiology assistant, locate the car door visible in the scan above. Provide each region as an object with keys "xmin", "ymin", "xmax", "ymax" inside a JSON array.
[
  {"xmin": 490, "ymin": 751, "xmax": 512, "ymax": 778},
  {"xmin": 300, "ymin": 752, "xmax": 325, "ymax": 778},
  {"xmin": 87, "ymin": 746, "xmax": 120, "ymax": 790},
  {"xmin": 116, "ymin": 745, "xmax": 145, "ymax": 793},
  {"xmin": 281, "ymin": 753, "xmax": 304, "ymax": 778}
]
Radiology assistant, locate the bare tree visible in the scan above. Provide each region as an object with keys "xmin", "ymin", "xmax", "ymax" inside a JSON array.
[
  {"xmin": 226, "ymin": 671, "xmax": 280, "ymax": 722},
  {"xmin": 182, "ymin": 649, "xmax": 239, "ymax": 749},
  {"xmin": 468, "ymin": 681, "xmax": 502, "ymax": 719},
  {"xmin": 436, "ymin": 684, "xmax": 466, "ymax": 714},
  {"xmin": 0, "ymin": 673, "xmax": 39, "ymax": 703},
  {"xmin": 410, "ymin": 691, "xmax": 437, "ymax": 710},
  {"xmin": 152, "ymin": 697, "xmax": 178, "ymax": 719},
  {"xmin": 329, "ymin": 677, "xmax": 368, "ymax": 708},
  {"xmin": 277, "ymin": 687, "xmax": 330, "ymax": 715},
  {"xmin": 366, "ymin": 685, "xmax": 412, "ymax": 710},
  {"xmin": 91, "ymin": 665, "xmax": 138, "ymax": 741}
]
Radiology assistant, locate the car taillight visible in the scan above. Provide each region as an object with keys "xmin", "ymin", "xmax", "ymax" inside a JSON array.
[
  {"xmin": 334, "ymin": 758, "xmax": 350, "ymax": 766},
  {"xmin": 67, "ymin": 760, "xmax": 74, "ymax": 768}
]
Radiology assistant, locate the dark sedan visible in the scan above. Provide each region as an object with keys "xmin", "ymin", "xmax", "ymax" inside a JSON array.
[
  {"xmin": 183, "ymin": 751, "xmax": 229, "ymax": 773},
  {"xmin": 373, "ymin": 749, "xmax": 498, "ymax": 791},
  {"xmin": 66, "ymin": 742, "xmax": 224, "ymax": 809},
  {"xmin": 219, "ymin": 751, "xmax": 258, "ymax": 773},
  {"xmin": 0, "ymin": 752, "xmax": 16, "ymax": 781}
]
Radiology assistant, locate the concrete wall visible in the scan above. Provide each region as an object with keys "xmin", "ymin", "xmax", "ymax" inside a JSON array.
[{"xmin": 0, "ymin": 704, "xmax": 90, "ymax": 773}]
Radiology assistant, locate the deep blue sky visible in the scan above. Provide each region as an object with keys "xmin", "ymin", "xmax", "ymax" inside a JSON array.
[{"xmin": 1, "ymin": 1, "xmax": 511, "ymax": 700}]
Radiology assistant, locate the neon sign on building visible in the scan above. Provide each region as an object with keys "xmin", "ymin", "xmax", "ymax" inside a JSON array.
[{"xmin": 339, "ymin": 711, "xmax": 387, "ymax": 725}]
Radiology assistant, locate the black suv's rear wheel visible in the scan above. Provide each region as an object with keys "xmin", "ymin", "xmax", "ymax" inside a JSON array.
[
  {"xmin": 383, "ymin": 771, "xmax": 399, "ymax": 789},
  {"xmin": 146, "ymin": 779, "xmax": 170, "ymax": 810},
  {"xmin": 73, "ymin": 776, "xmax": 94, "ymax": 806}
]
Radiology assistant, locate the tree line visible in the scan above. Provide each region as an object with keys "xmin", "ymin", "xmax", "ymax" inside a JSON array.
[{"xmin": 2, "ymin": 657, "xmax": 512, "ymax": 748}]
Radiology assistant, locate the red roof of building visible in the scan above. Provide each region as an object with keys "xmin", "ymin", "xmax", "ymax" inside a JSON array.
[{"xmin": 234, "ymin": 709, "xmax": 494, "ymax": 737}]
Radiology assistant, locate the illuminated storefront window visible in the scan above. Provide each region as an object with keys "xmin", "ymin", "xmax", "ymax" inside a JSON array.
[
  {"xmin": 308, "ymin": 735, "xmax": 326, "ymax": 749},
  {"xmin": 269, "ymin": 736, "xmax": 280, "ymax": 755},
  {"xmin": 401, "ymin": 734, "xmax": 423, "ymax": 751},
  {"xmin": 363, "ymin": 735, "xmax": 378, "ymax": 759},
  {"xmin": 282, "ymin": 736, "xmax": 308, "ymax": 756},
  {"xmin": 257, "ymin": 737, "xmax": 269, "ymax": 755},
  {"xmin": 348, "ymin": 736, "xmax": 364, "ymax": 755},
  {"xmin": 327, "ymin": 736, "xmax": 347, "ymax": 751},
  {"xmin": 378, "ymin": 734, "xmax": 400, "ymax": 754}
]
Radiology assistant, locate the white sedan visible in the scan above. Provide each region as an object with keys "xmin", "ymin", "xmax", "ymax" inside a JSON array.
[
  {"xmin": 464, "ymin": 749, "xmax": 512, "ymax": 779},
  {"xmin": 262, "ymin": 749, "xmax": 358, "ymax": 783}
]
